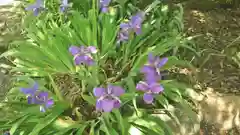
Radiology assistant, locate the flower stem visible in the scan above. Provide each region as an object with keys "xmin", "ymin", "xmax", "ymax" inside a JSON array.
[
  {"xmin": 92, "ymin": 0, "xmax": 98, "ymax": 46},
  {"xmin": 48, "ymin": 74, "xmax": 64, "ymax": 101},
  {"xmin": 81, "ymin": 80, "xmax": 86, "ymax": 93},
  {"xmin": 123, "ymin": 32, "xmax": 134, "ymax": 64}
]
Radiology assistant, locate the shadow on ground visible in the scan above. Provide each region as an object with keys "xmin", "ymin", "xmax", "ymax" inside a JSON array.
[
  {"xmin": 175, "ymin": 0, "xmax": 240, "ymax": 134},
  {"xmin": 183, "ymin": 5, "xmax": 240, "ymax": 93}
]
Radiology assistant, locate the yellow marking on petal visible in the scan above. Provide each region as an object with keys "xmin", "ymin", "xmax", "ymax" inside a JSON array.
[{"xmin": 123, "ymin": 19, "xmax": 129, "ymax": 23}]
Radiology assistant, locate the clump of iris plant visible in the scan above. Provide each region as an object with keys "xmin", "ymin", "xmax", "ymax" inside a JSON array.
[
  {"xmin": 129, "ymin": 12, "xmax": 145, "ymax": 35},
  {"xmin": 100, "ymin": 0, "xmax": 111, "ymax": 13},
  {"xmin": 60, "ymin": 0, "xmax": 69, "ymax": 13},
  {"xmin": 117, "ymin": 12, "xmax": 145, "ymax": 43},
  {"xmin": 136, "ymin": 53, "xmax": 168, "ymax": 104},
  {"xmin": 20, "ymin": 82, "xmax": 54, "ymax": 112},
  {"xmin": 25, "ymin": 0, "xmax": 45, "ymax": 16},
  {"xmin": 93, "ymin": 84, "xmax": 125, "ymax": 112},
  {"xmin": 69, "ymin": 45, "xmax": 98, "ymax": 66}
]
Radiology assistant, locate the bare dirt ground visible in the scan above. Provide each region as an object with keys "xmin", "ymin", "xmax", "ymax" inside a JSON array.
[
  {"xmin": 180, "ymin": 0, "xmax": 240, "ymax": 134},
  {"xmin": 183, "ymin": 4, "xmax": 240, "ymax": 94},
  {"xmin": 0, "ymin": 1, "xmax": 22, "ymax": 73}
]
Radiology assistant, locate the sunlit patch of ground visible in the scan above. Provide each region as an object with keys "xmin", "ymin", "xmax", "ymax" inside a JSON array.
[
  {"xmin": 0, "ymin": 0, "xmax": 15, "ymax": 6},
  {"xmin": 196, "ymin": 88, "xmax": 240, "ymax": 134},
  {"xmin": 155, "ymin": 87, "xmax": 240, "ymax": 135},
  {"xmin": 177, "ymin": 0, "xmax": 240, "ymax": 134}
]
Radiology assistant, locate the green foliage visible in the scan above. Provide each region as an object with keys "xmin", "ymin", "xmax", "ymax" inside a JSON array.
[{"xmin": 0, "ymin": 0, "xmax": 199, "ymax": 135}]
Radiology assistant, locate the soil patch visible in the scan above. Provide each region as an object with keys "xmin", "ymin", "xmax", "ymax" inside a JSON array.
[{"xmin": 179, "ymin": 0, "xmax": 240, "ymax": 134}]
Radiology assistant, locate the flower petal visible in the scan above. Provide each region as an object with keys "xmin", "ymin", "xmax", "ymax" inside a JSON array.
[
  {"xmin": 156, "ymin": 57, "xmax": 168, "ymax": 68},
  {"xmin": 36, "ymin": 0, "xmax": 43, "ymax": 5},
  {"xmin": 32, "ymin": 82, "xmax": 39, "ymax": 90},
  {"xmin": 69, "ymin": 46, "xmax": 81, "ymax": 56},
  {"xmin": 120, "ymin": 23, "xmax": 130, "ymax": 29},
  {"xmin": 74, "ymin": 55, "xmax": 85, "ymax": 65},
  {"xmin": 120, "ymin": 32, "xmax": 129, "ymax": 39},
  {"xmin": 37, "ymin": 92, "xmax": 48, "ymax": 100},
  {"xmin": 34, "ymin": 91, "xmax": 49, "ymax": 104},
  {"xmin": 93, "ymin": 87, "xmax": 106, "ymax": 97},
  {"xmin": 20, "ymin": 87, "xmax": 34, "ymax": 95},
  {"xmin": 87, "ymin": 46, "xmax": 97, "ymax": 54},
  {"xmin": 33, "ymin": 8, "xmax": 40, "ymax": 16},
  {"xmin": 101, "ymin": 7, "xmax": 108, "ymax": 13},
  {"xmin": 45, "ymin": 99, "xmax": 54, "ymax": 108},
  {"xmin": 25, "ymin": 4, "xmax": 37, "ymax": 11},
  {"xmin": 118, "ymin": 30, "xmax": 129, "ymax": 42},
  {"xmin": 140, "ymin": 65, "xmax": 155, "ymax": 74},
  {"xmin": 136, "ymin": 81, "xmax": 149, "ymax": 91},
  {"xmin": 20, "ymin": 82, "xmax": 38, "ymax": 95},
  {"xmin": 114, "ymin": 100, "xmax": 121, "ymax": 108},
  {"xmin": 96, "ymin": 100, "xmax": 102, "ymax": 111},
  {"xmin": 148, "ymin": 53, "xmax": 156, "ymax": 65},
  {"xmin": 62, "ymin": 0, "xmax": 68, "ymax": 5},
  {"xmin": 109, "ymin": 85, "xmax": 125, "ymax": 97},
  {"xmin": 101, "ymin": 99, "xmax": 115, "ymax": 112},
  {"xmin": 144, "ymin": 71, "xmax": 161, "ymax": 84},
  {"xmin": 150, "ymin": 83, "xmax": 164, "ymax": 94},
  {"xmin": 27, "ymin": 96, "xmax": 34, "ymax": 104},
  {"xmin": 40, "ymin": 106, "xmax": 46, "ymax": 112},
  {"xmin": 100, "ymin": 0, "xmax": 111, "ymax": 6},
  {"xmin": 134, "ymin": 27, "xmax": 142, "ymax": 35},
  {"xmin": 143, "ymin": 93, "xmax": 154, "ymax": 104},
  {"xmin": 130, "ymin": 13, "xmax": 143, "ymax": 26},
  {"xmin": 60, "ymin": 6, "xmax": 66, "ymax": 12},
  {"xmin": 83, "ymin": 55, "xmax": 95, "ymax": 66}
]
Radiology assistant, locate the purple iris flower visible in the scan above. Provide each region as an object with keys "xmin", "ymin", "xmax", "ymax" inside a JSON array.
[
  {"xmin": 141, "ymin": 53, "xmax": 168, "ymax": 77},
  {"xmin": 20, "ymin": 82, "xmax": 38, "ymax": 96},
  {"xmin": 25, "ymin": 0, "xmax": 44, "ymax": 16},
  {"xmin": 100, "ymin": 0, "xmax": 111, "ymax": 13},
  {"xmin": 116, "ymin": 12, "xmax": 145, "ymax": 44},
  {"xmin": 20, "ymin": 82, "xmax": 54, "ymax": 112},
  {"xmin": 28, "ymin": 92, "xmax": 54, "ymax": 112},
  {"xmin": 93, "ymin": 85, "xmax": 125, "ymax": 112},
  {"xmin": 117, "ymin": 23, "xmax": 131, "ymax": 44},
  {"xmin": 136, "ymin": 81, "xmax": 164, "ymax": 104},
  {"xmin": 129, "ymin": 12, "xmax": 145, "ymax": 35},
  {"xmin": 60, "ymin": 0, "xmax": 69, "ymax": 12},
  {"xmin": 69, "ymin": 45, "xmax": 97, "ymax": 66},
  {"xmin": 136, "ymin": 53, "xmax": 167, "ymax": 104}
]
